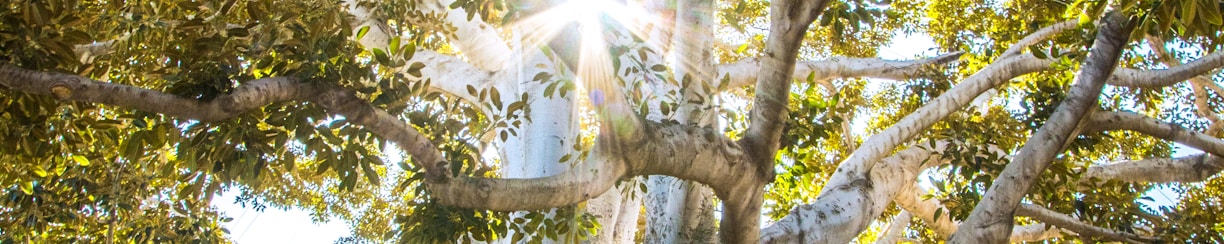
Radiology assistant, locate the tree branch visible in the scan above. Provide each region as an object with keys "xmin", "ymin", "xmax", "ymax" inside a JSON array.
[
  {"xmin": 953, "ymin": 12, "xmax": 1133, "ymax": 243},
  {"xmin": 428, "ymin": 142, "xmax": 628, "ymax": 211},
  {"xmin": 1017, "ymin": 204, "xmax": 1156, "ymax": 243},
  {"xmin": 999, "ymin": 20, "xmax": 1078, "ymax": 58},
  {"xmin": 1145, "ymin": 35, "xmax": 1224, "ymax": 135},
  {"xmin": 894, "ymin": 184, "xmax": 1070, "ymax": 242},
  {"xmin": 0, "ymin": 64, "xmax": 452, "ymax": 182},
  {"xmin": 1083, "ymin": 154, "xmax": 1224, "ymax": 184},
  {"xmin": 716, "ymin": 52, "xmax": 965, "ymax": 92},
  {"xmin": 732, "ymin": 0, "xmax": 829, "ymax": 242},
  {"xmin": 1085, "ymin": 111, "xmax": 1224, "ymax": 156},
  {"xmin": 1106, "ymin": 50, "xmax": 1224, "ymax": 88},
  {"xmin": 825, "ymin": 53, "xmax": 1051, "ymax": 200},
  {"xmin": 1009, "ymin": 224, "xmax": 1065, "ymax": 243},
  {"xmin": 760, "ymin": 142, "xmax": 957, "ymax": 243},
  {"xmin": 874, "ymin": 211, "xmax": 913, "ymax": 244}
]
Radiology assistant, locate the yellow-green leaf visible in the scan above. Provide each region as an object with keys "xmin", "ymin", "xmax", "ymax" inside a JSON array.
[
  {"xmin": 31, "ymin": 166, "xmax": 47, "ymax": 177},
  {"xmin": 20, "ymin": 181, "xmax": 33, "ymax": 195},
  {"xmin": 72, "ymin": 155, "xmax": 91, "ymax": 166}
]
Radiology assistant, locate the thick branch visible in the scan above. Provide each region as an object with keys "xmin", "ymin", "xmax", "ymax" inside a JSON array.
[
  {"xmin": 1085, "ymin": 111, "xmax": 1224, "ymax": 156},
  {"xmin": 0, "ymin": 64, "xmax": 452, "ymax": 182},
  {"xmin": 1106, "ymin": 50, "xmax": 1224, "ymax": 88},
  {"xmin": 732, "ymin": 1, "xmax": 829, "ymax": 243},
  {"xmin": 428, "ymin": 142, "xmax": 627, "ymax": 211},
  {"xmin": 760, "ymin": 142, "xmax": 956, "ymax": 243},
  {"xmin": 894, "ymin": 184, "xmax": 959, "ymax": 237},
  {"xmin": 1083, "ymin": 154, "xmax": 1224, "ymax": 184},
  {"xmin": 1009, "ymin": 224, "xmax": 1065, "ymax": 243},
  {"xmin": 1017, "ymin": 204, "xmax": 1156, "ymax": 243},
  {"xmin": 717, "ymin": 52, "xmax": 964, "ymax": 91},
  {"xmin": 952, "ymin": 12, "xmax": 1132, "ymax": 243}
]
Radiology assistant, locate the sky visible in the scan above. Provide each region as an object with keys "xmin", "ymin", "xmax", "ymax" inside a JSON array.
[{"xmin": 213, "ymin": 192, "xmax": 351, "ymax": 243}]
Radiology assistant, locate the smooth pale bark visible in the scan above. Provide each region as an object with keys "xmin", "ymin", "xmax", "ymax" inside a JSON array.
[
  {"xmin": 431, "ymin": 147, "xmax": 627, "ymax": 210},
  {"xmin": 893, "ymin": 184, "xmax": 959, "ymax": 237},
  {"xmin": 717, "ymin": 52, "xmax": 964, "ymax": 91},
  {"xmin": 734, "ymin": 0, "xmax": 829, "ymax": 243},
  {"xmin": 1009, "ymin": 224, "xmax": 1064, "ymax": 243},
  {"xmin": 873, "ymin": 211, "xmax": 912, "ymax": 244},
  {"xmin": 405, "ymin": 50, "xmax": 511, "ymax": 111},
  {"xmin": 584, "ymin": 178, "xmax": 643, "ymax": 244},
  {"xmin": 1106, "ymin": 50, "xmax": 1224, "ymax": 88},
  {"xmin": 999, "ymin": 20, "xmax": 1078, "ymax": 58},
  {"xmin": 972, "ymin": 20, "xmax": 1077, "ymax": 113},
  {"xmin": 1085, "ymin": 111, "xmax": 1224, "ymax": 156},
  {"xmin": 1083, "ymin": 154, "xmax": 1224, "ymax": 184},
  {"xmin": 644, "ymin": 0, "xmax": 718, "ymax": 242},
  {"xmin": 407, "ymin": 0, "xmax": 513, "ymax": 71},
  {"xmin": 644, "ymin": 176, "xmax": 687, "ymax": 243},
  {"xmin": 758, "ymin": 44, "xmax": 1051, "ymax": 243},
  {"xmin": 1016, "ymin": 204, "xmax": 1155, "ymax": 243},
  {"xmin": 596, "ymin": 1, "xmax": 675, "ymax": 240},
  {"xmin": 951, "ymin": 12, "xmax": 1132, "ymax": 243},
  {"xmin": 759, "ymin": 142, "xmax": 951, "ymax": 243}
]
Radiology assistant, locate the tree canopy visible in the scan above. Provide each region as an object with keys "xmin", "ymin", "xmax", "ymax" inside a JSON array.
[{"xmin": 1, "ymin": 0, "xmax": 1223, "ymax": 243}]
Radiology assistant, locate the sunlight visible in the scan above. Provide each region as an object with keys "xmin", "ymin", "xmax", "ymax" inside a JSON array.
[{"xmin": 507, "ymin": 0, "xmax": 664, "ymax": 135}]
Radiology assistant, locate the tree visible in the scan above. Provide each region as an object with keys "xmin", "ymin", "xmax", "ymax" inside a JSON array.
[{"xmin": 2, "ymin": 0, "xmax": 1223, "ymax": 243}]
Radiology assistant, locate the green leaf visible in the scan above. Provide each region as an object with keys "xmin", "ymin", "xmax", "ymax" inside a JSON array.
[
  {"xmin": 491, "ymin": 88, "xmax": 503, "ymax": 108},
  {"xmin": 1183, "ymin": 0, "xmax": 1198, "ymax": 26},
  {"xmin": 390, "ymin": 37, "xmax": 401, "ymax": 54},
  {"xmin": 374, "ymin": 49, "xmax": 391, "ymax": 65},
  {"xmin": 650, "ymin": 64, "xmax": 667, "ymax": 72},
  {"xmin": 404, "ymin": 42, "xmax": 416, "ymax": 60},
  {"xmin": 1198, "ymin": 0, "xmax": 1223, "ymax": 25},
  {"xmin": 72, "ymin": 155, "xmax": 91, "ymax": 166},
  {"xmin": 362, "ymin": 161, "xmax": 381, "ymax": 186},
  {"xmin": 1030, "ymin": 45, "xmax": 1048, "ymax": 59}
]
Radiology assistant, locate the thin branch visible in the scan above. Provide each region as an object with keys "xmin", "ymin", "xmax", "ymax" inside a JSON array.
[
  {"xmin": 1145, "ymin": 35, "xmax": 1224, "ymax": 135},
  {"xmin": 1000, "ymin": 20, "xmax": 1078, "ymax": 58},
  {"xmin": 716, "ymin": 52, "xmax": 964, "ymax": 91},
  {"xmin": 1017, "ymin": 204, "xmax": 1157, "ymax": 243},
  {"xmin": 874, "ymin": 211, "xmax": 913, "ymax": 244}
]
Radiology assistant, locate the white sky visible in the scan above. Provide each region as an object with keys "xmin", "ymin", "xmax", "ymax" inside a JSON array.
[{"xmin": 213, "ymin": 192, "xmax": 351, "ymax": 243}]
